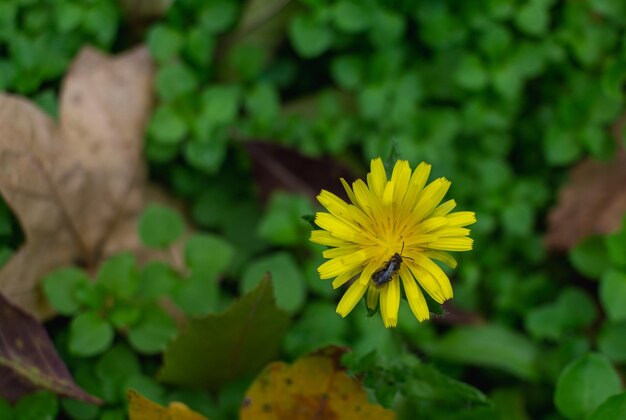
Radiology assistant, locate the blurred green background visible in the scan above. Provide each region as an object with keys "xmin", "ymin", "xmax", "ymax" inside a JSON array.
[{"xmin": 1, "ymin": 0, "xmax": 626, "ymax": 418}]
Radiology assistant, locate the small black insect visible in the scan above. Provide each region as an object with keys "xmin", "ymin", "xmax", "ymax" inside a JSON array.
[{"xmin": 371, "ymin": 243, "xmax": 412, "ymax": 288}]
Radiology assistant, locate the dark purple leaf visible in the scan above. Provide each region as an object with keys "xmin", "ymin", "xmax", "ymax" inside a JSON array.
[
  {"xmin": 244, "ymin": 141, "xmax": 356, "ymax": 203},
  {"xmin": 0, "ymin": 293, "xmax": 101, "ymax": 404}
]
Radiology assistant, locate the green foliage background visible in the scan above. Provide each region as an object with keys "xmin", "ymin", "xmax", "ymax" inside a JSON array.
[{"xmin": 1, "ymin": 0, "xmax": 626, "ymax": 418}]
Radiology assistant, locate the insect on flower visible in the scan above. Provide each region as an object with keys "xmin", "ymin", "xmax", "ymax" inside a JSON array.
[
  {"xmin": 371, "ymin": 243, "xmax": 412, "ymax": 288},
  {"xmin": 310, "ymin": 157, "xmax": 476, "ymax": 328}
]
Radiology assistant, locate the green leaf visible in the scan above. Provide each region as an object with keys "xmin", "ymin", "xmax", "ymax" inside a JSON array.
[
  {"xmin": 14, "ymin": 391, "xmax": 58, "ymax": 420},
  {"xmin": 454, "ymin": 54, "xmax": 488, "ymax": 91},
  {"xmin": 284, "ymin": 301, "xmax": 348, "ymax": 357},
  {"xmin": 406, "ymin": 362, "xmax": 490, "ymax": 407},
  {"xmin": 138, "ymin": 261, "xmax": 179, "ymax": 300},
  {"xmin": 289, "ymin": 14, "xmax": 333, "ymax": 58},
  {"xmin": 172, "ymin": 272, "xmax": 220, "ymax": 316},
  {"xmin": 245, "ymin": 83, "xmax": 280, "ymax": 122},
  {"xmin": 184, "ymin": 138, "xmax": 227, "ymax": 174},
  {"xmin": 332, "ymin": 1, "xmax": 371, "ymax": 33},
  {"xmin": 42, "ymin": 267, "xmax": 89, "ymax": 315},
  {"xmin": 125, "ymin": 375, "xmax": 166, "ymax": 405},
  {"xmin": 96, "ymin": 344, "xmax": 141, "ymax": 403},
  {"xmin": 525, "ymin": 305, "xmax": 562, "ymax": 340},
  {"xmin": 515, "ymin": 1, "xmax": 549, "ymax": 36},
  {"xmin": 156, "ymin": 62, "xmax": 198, "ymax": 101},
  {"xmin": 0, "ymin": 399, "xmax": 12, "ymax": 419},
  {"xmin": 241, "ymin": 252, "xmax": 307, "ymax": 313},
  {"xmin": 185, "ymin": 233, "xmax": 235, "ymax": 276},
  {"xmin": 544, "ymin": 126, "xmax": 581, "ymax": 165},
  {"xmin": 501, "ymin": 201, "xmax": 534, "ymax": 237},
  {"xmin": 554, "ymin": 353, "xmax": 622, "ymax": 419},
  {"xmin": 228, "ymin": 43, "xmax": 266, "ymax": 81},
  {"xmin": 185, "ymin": 28, "xmax": 215, "ymax": 67},
  {"xmin": 138, "ymin": 204, "xmax": 185, "ymax": 248},
  {"xmin": 331, "ymin": 55, "xmax": 363, "ymax": 90},
  {"xmin": 590, "ymin": 392, "xmax": 626, "ymax": 420},
  {"xmin": 426, "ymin": 324, "xmax": 539, "ymax": 380},
  {"xmin": 600, "ymin": 270, "xmax": 626, "ymax": 322},
  {"xmin": 200, "ymin": 85, "xmax": 241, "ymax": 126},
  {"xmin": 605, "ymin": 229, "xmax": 626, "ymax": 266},
  {"xmin": 158, "ymin": 277, "xmax": 290, "ymax": 390},
  {"xmin": 74, "ymin": 282, "xmax": 107, "ymax": 311},
  {"xmin": 147, "ymin": 105, "xmax": 188, "ymax": 145},
  {"xmin": 147, "ymin": 24, "xmax": 183, "ymax": 63},
  {"xmin": 96, "ymin": 253, "xmax": 139, "ymax": 300},
  {"xmin": 198, "ymin": 0, "xmax": 239, "ymax": 34},
  {"xmin": 358, "ymin": 85, "xmax": 388, "ymax": 119},
  {"xmin": 69, "ymin": 312, "xmax": 114, "ymax": 357},
  {"xmin": 598, "ymin": 321, "xmax": 626, "ymax": 363},
  {"xmin": 257, "ymin": 192, "xmax": 313, "ymax": 246},
  {"xmin": 109, "ymin": 304, "xmax": 141, "ymax": 329},
  {"xmin": 602, "ymin": 57, "xmax": 626, "ymax": 100},
  {"xmin": 570, "ymin": 235, "xmax": 609, "ymax": 279},
  {"xmin": 128, "ymin": 306, "xmax": 177, "ymax": 354}
]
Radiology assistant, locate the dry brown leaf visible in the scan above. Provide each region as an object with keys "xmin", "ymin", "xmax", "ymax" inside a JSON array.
[
  {"xmin": 0, "ymin": 45, "xmax": 176, "ymax": 318},
  {"xmin": 545, "ymin": 149, "xmax": 626, "ymax": 250},
  {"xmin": 128, "ymin": 390, "xmax": 207, "ymax": 420}
]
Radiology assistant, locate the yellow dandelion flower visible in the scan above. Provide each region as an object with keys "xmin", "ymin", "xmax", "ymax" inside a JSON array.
[{"xmin": 310, "ymin": 158, "xmax": 476, "ymax": 328}]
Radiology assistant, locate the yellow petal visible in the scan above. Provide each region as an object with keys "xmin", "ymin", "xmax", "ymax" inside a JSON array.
[
  {"xmin": 336, "ymin": 281, "xmax": 368, "ymax": 317},
  {"xmin": 410, "ymin": 254, "xmax": 453, "ymax": 300},
  {"xmin": 446, "ymin": 211, "xmax": 477, "ymax": 227},
  {"xmin": 406, "ymin": 262, "xmax": 446, "ymax": 303},
  {"xmin": 310, "ymin": 230, "xmax": 347, "ymax": 247},
  {"xmin": 417, "ymin": 217, "xmax": 448, "ymax": 233},
  {"xmin": 368, "ymin": 158, "xmax": 387, "ymax": 197},
  {"xmin": 340, "ymin": 178, "xmax": 357, "ymax": 206},
  {"xmin": 423, "ymin": 250, "xmax": 458, "ymax": 269},
  {"xmin": 380, "ymin": 278, "xmax": 400, "ymax": 328},
  {"xmin": 401, "ymin": 162, "xmax": 431, "ymax": 210},
  {"xmin": 358, "ymin": 257, "xmax": 384, "ymax": 285},
  {"xmin": 332, "ymin": 268, "xmax": 360, "ymax": 289},
  {"xmin": 391, "ymin": 160, "xmax": 411, "ymax": 205},
  {"xmin": 399, "ymin": 265, "xmax": 429, "ymax": 321},
  {"xmin": 352, "ymin": 179, "xmax": 373, "ymax": 215},
  {"xmin": 366, "ymin": 286, "xmax": 379, "ymax": 310},
  {"xmin": 333, "ymin": 267, "xmax": 361, "ymax": 289},
  {"xmin": 431, "ymin": 199, "xmax": 456, "ymax": 217},
  {"xmin": 315, "ymin": 213, "xmax": 369, "ymax": 243},
  {"xmin": 428, "ymin": 237, "xmax": 474, "ymax": 251},
  {"xmin": 323, "ymin": 245, "xmax": 362, "ymax": 258},
  {"xmin": 317, "ymin": 190, "xmax": 354, "ymax": 222},
  {"xmin": 434, "ymin": 227, "xmax": 471, "ymax": 237}
]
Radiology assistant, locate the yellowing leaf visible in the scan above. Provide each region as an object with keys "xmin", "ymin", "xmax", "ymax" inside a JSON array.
[
  {"xmin": 128, "ymin": 390, "xmax": 207, "ymax": 420},
  {"xmin": 240, "ymin": 346, "xmax": 396, "ymax": 420}
]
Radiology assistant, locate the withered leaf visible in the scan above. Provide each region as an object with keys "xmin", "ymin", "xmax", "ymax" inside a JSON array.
[
  {"xmin": 127, "ymin": 390, "xmax": 207, "ymax": 420},
  {"xmin": 0, "ymin": 46, "xmax": 159, "ymax": 318},
  {"xmin": 546, "ymin": 150, "xmax": 626, "ymax": 250},
  {"xmin": 0, "ymin": 293, "xmax": 101, "ymax": 404},
  {"xmin": 240, "ymin": 346, "xmax": 396, "ymax": 420},
  {"xmin": 244, "ymin": 141, "xmax": 355, "ymax": 203}
]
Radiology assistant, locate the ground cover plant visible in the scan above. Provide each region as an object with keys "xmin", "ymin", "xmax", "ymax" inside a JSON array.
[{"xmin": 1, "ymin": 0, "xmax": 626, "ymax": 418}]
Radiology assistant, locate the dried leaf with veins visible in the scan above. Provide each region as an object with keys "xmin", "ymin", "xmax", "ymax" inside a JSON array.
[
  {"xmin": 545, "ymin": 149, "xmax": 626, "ymax": 250},
  {"xmin": 0, "ymin": 46, "xmax": 166, "ymax": 318}
]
